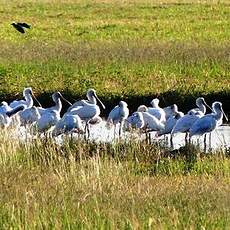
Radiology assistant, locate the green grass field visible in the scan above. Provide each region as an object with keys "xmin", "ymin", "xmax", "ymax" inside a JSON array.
[{"xmin": 0, "ymin": 0, "xmax": 229, "ymax": 114}]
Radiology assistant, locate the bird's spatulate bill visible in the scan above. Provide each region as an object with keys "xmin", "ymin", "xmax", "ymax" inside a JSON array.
[
  {"xmin": 221, "ymin": 107, "xmax": 228, "ymax": 121},
  {"xmin": 32, "ymin": 93, "xmax": 42, "ymax": 107},
  {"xmin": 204, "ymin": 101, "xmax": 212, "ymax": 111},
  {"xmin": 94, "ymin": 93, "xmax": 105, "ymax": 109},
  {"xmin": 60, "ymin": 95, "xmax": 72, "ymax": 106}
]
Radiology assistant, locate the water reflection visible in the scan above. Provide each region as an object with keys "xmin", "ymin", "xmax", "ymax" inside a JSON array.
[{"xmin": 88, "ymin": 121, "xmax": 230, "ymax": 150}]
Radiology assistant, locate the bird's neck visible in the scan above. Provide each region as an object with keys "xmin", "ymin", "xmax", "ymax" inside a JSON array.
[
  {"xmin": 198, "ymin": 103, "xmax": 206, "ymax": 114},
  {"xmin": 54, "ymin": 98, "xmax": 62, "ymax": 113},
  {"xmin": 89, "ymin": 96, "xmax": 97, "ymax": 104},
  {"xmin": 213, "ymin": 110, "xmax": 223, "ymax": 121},
  {"xmin": 152, "ymin": 104, "xmax": 159, "ymax": 108},
  {"xmin": 25, "ymin": 94, "xmax": 33, "ymax": 108}
]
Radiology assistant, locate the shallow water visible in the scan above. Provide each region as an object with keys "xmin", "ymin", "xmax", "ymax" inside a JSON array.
[
  {"xmin": 16, "ymin": 121, "xmax": 230, "ymax": 150},
  {"xmin": 87, "ymin": 121, "xmax": 230, "ymax": 150}
]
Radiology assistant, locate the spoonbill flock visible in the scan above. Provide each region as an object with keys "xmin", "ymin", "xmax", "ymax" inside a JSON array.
[{"xmin": 0, "ymin": 87, "xmax": 228, "ymax": 148}]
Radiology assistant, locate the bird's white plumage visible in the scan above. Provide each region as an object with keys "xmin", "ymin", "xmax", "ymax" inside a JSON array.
[
  {"xmin": 189, "ymin": 102, "xmax": 227, "ymax": 137},
  {"xmin": 188, "ymin": 97, "xmax": 210, "ymax": 115},
  {"xmin": 37, "ymin": 92, "xmax": 63, "ymax": 116},
  {"xmin": 37, "ymin": 110, "xmax": 60, "ymax": 132},
  {"xmin": 0, "ymin": 102, "xmax": 11, "ymax": 114},
  {"xmin": 190, "ymin": 116, "xmax": 216, "ymax": 136},
  {"xmin": 126, "ymin": 112, "xmax": 145, "ymax": 129},
  {"xmin": 150, "ymin": 98, "xmax": 160, "ymax": 108},
  {"xmin": 68, "ymin": 89, "xmax": 105, "ymax": 122},
  {"xmin": 141, "ymin": 111, "xmax": 165, "ymax": 131},
  {"xmin": 0, "ymin": 105, "xmax": 25, "ymax": 128},
  {"xmin": 158, "ymin": 111, "xmax": 184, "ymax": 136},
  {"xmin": 9, "ymin": 88, "xmax": 34, "ymax": 109},
  {"xmin": 52, "ymin": 113, "xmax": 83, "ymax": 136},
  {"xmin": 107, "ymin": 101, "xmax": 129, "ymax": 126},
  {"xmin": 19, "ymin": 106, "xmax": 41, "ymax": 126},
  {"xmin": 0, "ymin": 113, "xmax": 11, "ymax": 128},
  {"xmin": 163, "ymin": 104, "xmax": 178, "ymax": 120},
  {"xmin": 67, "ymin": 89, "xmax": 104, "ymax": 112},
  {"xmin": 69, "ymin": 103, "xmax": 100, "ymax": 122},
  {"xmin": 171, "ymin": 111, "xmax": 202, "ymax": 134},
  {"xmin": 35, "ymin": 92, "xmax": 71, "ymax": 132},
  {"xmin": 137, "ymin": 104, "xmax": 166, "ymax": 123},
  {"xmin": 106, "ymin": 101, "xmax": 129, "ymax": 136},
  {"xmin": 147, "ymin": 107, "xmax": 166, "ymax": 122}
]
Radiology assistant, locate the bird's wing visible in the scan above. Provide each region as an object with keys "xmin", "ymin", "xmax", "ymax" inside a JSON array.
[
  {"xmin": 160, "ymin": 117, "xmax": 177, "ymax": 135},
  {"xmin": 107, "ymin": 106, "xmax": 120, "ymax": 122},
  {"xmin": 172, "ymin": 115, "xmax": 197, "ymax": 133},
  {"xmin": 18, "ymin": 22, "xmax": 31, "ymax": 28},
  {"xmin": 9, "ymin": 100, "xmax": 25, "ymax": 109},
  {"xmin": 68, "ymin": 105, "xmax": 96, "ymax": 120},
  {"xmin": 13, "ymin": 24, "xmax": 25, "ymax": 33},
  {"xmin": 190, "ymin": 116, "xmax": 215, "ymax": 135},
  {"xmin": 143, "ymin": 112, "xmax": 164, "ymax": 130},
  {"xmin": 120, "ymin": 107, "xmax": 129, "ymax": 120},
  {"xmin": 147, "ymin": 108, "xmax": 162, "ymax": 120},
  {"xmin": 67, "ymin": 100, "xmax": 89, "ymax": 112}
]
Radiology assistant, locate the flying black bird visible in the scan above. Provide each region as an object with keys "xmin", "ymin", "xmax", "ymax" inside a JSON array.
[{"xmin": 11, "ymin": 22, "xmax": 31, "ymax": 33}]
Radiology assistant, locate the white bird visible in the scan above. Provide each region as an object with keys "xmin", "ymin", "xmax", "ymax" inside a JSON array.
[
  {"xmin": 163, "ymin": 104, "xmax": 179, "ymax": 120},
  {"xmin": 67, "ymin": 89, "xmax": 104, "ymax": 112},
  {"xmin": 106, "ymin": 101, "xmax": 129, "ymax": 137},
  {"xmin": 171, "ymin": 110, "xmax": 202, "ymax": 142},
  {"xmin": 9, "ymin": 87, "xmax": 41, "ymax": 109},
  {"xmin": 149, "ymin": 98, "xmax": 166, "ymax": 122},
  {"xmin": 19, "ymin": 106, "xmax": 41, "ymax": 126},
  {"xmin": 36, "ymin": 92, "xmax": 72, "ymax": 132},
  {"xmin": 150, "ymin": 98, "xmax": 160, "ymax": 108},
  {"xmin": 135, "ymin": 105, "xmax": 164, "ymax": 131},
  {"xmin": 17, "ymin": 92, "xmax": 70, "ymax": 129},
  {"xmin": 189, "ymin": 102, "xmax": 228, "ymax": 146},
  {"xmin": 37, "ymin": 110, "xmax": 60, "ymax": 132},
  {"xmin": 188, "ymin": 97, "xmax": 211, "ymax": 115},
  {"xmin": 141, "ymin": 111, "xmax": 165, "ymax": 131},
  {"xmin": 68, "ymin": 89, "xmax": 105, "ymax": 137},
  {"xmin": 37, "ymin": 92, "xmax": 72, "ymax": 115},
  {"xmin": 52, "ymin": 113, "xmax": 84, "ymax": 137},
  {"xmin": 126, "ymin": 112, "xmax": 145, "ymax": 130},
  {"xmin": 138, "ymin": 98, "xmax": 166, "ymax": 123},
  {"xmin": 136, "ymin": 105, "xmax": 165, "ymax": 131},
  {"xmin": 157, "ymin": 111, "xmax": 184, "ymax": 136},
  {"xmin": 0, "ymin": 101, "xmax": 11, "ymax": 114},
  {"xmin": 0, "ymin": 105, "xmax": 25, "ymax": 128}
]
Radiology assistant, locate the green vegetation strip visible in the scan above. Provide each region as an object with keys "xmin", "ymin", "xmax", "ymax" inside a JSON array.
[{"xmin": 0, "ymin": 0, "xmax": 229, "ymax": 114}]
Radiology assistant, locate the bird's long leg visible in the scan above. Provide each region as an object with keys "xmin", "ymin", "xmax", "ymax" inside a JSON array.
[
  {"xmin": 185, "ymin": 132, "xmax": 188, "ymax": 145},
  {"xmin": 188, "ymin": 133, "xmax": 192, "ymax": 145},
  {"xmin": 84, "ymin": 123, "xmax": 88, "ymax": 140},
  {"xmin": 148, "ymin": 132, "xmax": 151, "ymax": 144},
  {"xmin": 70, "ymin": 131, "xmax": 74, "ymax": 142},
  {"xmin": 113, "ymin": 124, "xmax": 116, "ymax": 140},
  {"xmin": 170, "ymin": 134, "xmax": 173, "ymax": 149},
  {"xmin": 164, "ymin": 134, "xmax": 167, "ymax": 145},
  {"xmin": 86, "ymin": 122, "xmax": 90, "ymax": 139},
  {"xmin": 145, "ymin": 129, "xmax": 148, "ymax": 144},
  {"xmin": 118, "ymin": 123, "xmax": 121, "ymax": 138},
  {"xmin": 119, "ymin": 120, "xmax": 124, "ymax": 138},
  {"xmin": 209, "ymin": 132, "xmax": 212, "ymax": 151},
  {"xmin": 204, "ymin": 134, "xmax": 207, "ymax": 153}
]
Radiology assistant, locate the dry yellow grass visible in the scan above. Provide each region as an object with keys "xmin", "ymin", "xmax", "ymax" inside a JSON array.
[{"xmin": 0, "ymin": 131, "xmax": 229, "ymax": 228}]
